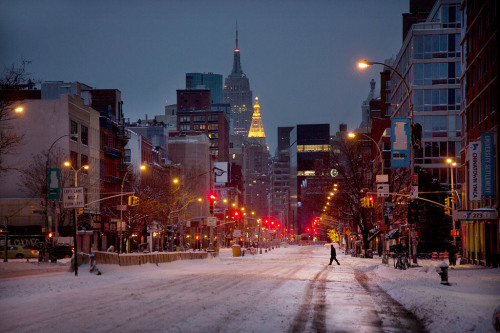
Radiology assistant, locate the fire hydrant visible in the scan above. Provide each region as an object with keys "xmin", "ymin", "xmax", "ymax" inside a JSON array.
[{"xmin": 438, "ymin": 261, "xmax": 450, "ymax": 285}]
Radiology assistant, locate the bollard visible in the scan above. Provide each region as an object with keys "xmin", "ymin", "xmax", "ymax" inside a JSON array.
[{"xmin": 438, "ymin": 261, "xmax": 450, "ymax": 285}]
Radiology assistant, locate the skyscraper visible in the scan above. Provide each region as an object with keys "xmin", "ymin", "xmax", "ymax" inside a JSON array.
[
  {"xmin": 223, "ymin": 23, "xmax": 253, "ymax": 137},
  {"xmin": 248, "ymin": 97, "xmax": 266, "ymax": 145}
]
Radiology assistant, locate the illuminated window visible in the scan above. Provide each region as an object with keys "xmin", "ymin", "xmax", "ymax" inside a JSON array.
[{"xmin": 297, "ymin": 145, "xmax": 330, "ymax": 152}]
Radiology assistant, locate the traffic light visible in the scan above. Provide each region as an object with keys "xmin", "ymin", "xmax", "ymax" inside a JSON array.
[
  {"xmin": 208, "ymin": 193, "xmax": 216, "ymax": 215},
  {"xmin": 360, "ymin": 197, "xmax": 366, "ymax": 207},
  {"xmin": 30, "ymin": 205, "xmax": 34, "ymax": 214},
  {"xmin": 408, "ymin": 202, "xmax": 418, "ymax": 224},
  {"xmin": 128, "ymin": 196, "xmax": 139, "ymax": 206},
  {"xmin": 77, "ymin": 208, "xmax": 84, "ymax": 215},
  {"xmin": 368, "ymin": 196, "xmax": 374, "ymax": 207},
  {"xmin": 444, "ymin": 197, "xmax": 452, "ymax": 215},
  {"xmin": 231, "ymin": 209, "xmax": 241, "ymax": 220},
  {"xmin": 411, "ymin": 123, "xmax": 422, "ymax": 150}
]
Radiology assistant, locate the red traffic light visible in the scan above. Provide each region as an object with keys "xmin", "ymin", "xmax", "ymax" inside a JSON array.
[
  {"xmin": 368, "ymin": 196, "xmax": 373, "ymax": 202},
  {"xmin": 209, "ymin": 193, "xmax": 216, "ymax": 202}
]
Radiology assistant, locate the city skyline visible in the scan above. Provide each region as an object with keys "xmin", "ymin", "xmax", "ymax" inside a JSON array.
[{"xmin": 1, "ymin": 0, "xmax": 407, "ymax": 153}]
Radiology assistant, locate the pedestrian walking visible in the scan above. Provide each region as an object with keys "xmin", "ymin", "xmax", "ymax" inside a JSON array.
[
  {"xmin": 328, "ymin": 244, "xmax": 340, "ymax": 265},
  {"xmin": 449, "ymin": 242, "xmax": 457, "ymax": 266}
]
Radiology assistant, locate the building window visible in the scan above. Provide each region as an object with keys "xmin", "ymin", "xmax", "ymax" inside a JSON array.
[
  {"xmin": 180, "ymin": 124, "xmax": 190, "ymax": 131},
  {"xmin": 179, "ymin": 116, "xmax": 190, "ymax": 123},
  {"xmin": 297, "ymin": 145, "xmax": 330, "ymax": 152},
  {"xmin": 81, "ymin": 125, "xmax": 89, "ymax": 145},
  {"xmin": 124, "ymin": 149, "xmax": 131, "ymax": 163},
  {"xmin": 70, "ymin": 151, "xmax": 78, "ymax": 169},
  {"xmin": 193, "ymin": 115, "xmax": 205, "ymax": 123},
  {"xmin": 208, "ymin": 124, "xmax": 218, "ymax": 130},
  {"xmin": 193, "ymin": 124, "xmax": 206, "ymax": 131},
  {"xmin": 70, "ymin": 121, "xmax": 78, "ymax": 141},
  {"xmin": 208, "ymin": 115, "xmax": 218, "ymax": 122},
  {"xmin": 81, "ymin": 154, "xmax": 89, "ymax": 173}
]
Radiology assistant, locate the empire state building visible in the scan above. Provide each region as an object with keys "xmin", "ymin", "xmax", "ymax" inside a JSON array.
[{"xmin": 223, "ymin": 23, "xmax": 253, "ymax": 137}]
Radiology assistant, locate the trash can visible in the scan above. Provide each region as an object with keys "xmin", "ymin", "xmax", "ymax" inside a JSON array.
[{"xmin": 232, "ymin": 245, "xmax": 241, "ymax": 257}]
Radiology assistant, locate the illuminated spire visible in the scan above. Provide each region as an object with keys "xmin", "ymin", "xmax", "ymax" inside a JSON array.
[
  {"xmin": 230, "ymin": 20, "xmax": 244, "ymax": 77},
  {"xmin": 248, "ymin": 97, "xmax": 266, "ymax": 138}
]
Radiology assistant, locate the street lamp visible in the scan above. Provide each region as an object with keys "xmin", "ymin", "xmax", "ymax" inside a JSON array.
[
  {"xmin": 358, "ymin": 59, "xmax": 417, "ymax": 264},
  {"xmin": 446, "ymin": 158, "xmax": 458, "ymax": 244},
  {"xmin": 14, "ymin": 106, "xmax": 23, "ymax": 113},
  {"xmin": 63, "ymin": 161, "xmax": 89, "ymax": 277},
  {"xmin": 119, "ymin": 164, "xmax": 147, "ymax": 254},
  {"xmin": 45, "ymin": 133, "xmax": 79, "ymax": 236}
]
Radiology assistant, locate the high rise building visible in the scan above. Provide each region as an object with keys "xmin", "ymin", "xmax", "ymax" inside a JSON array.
[
  {"xmin": 392, "ymin": 0, "xmax": 462, "ymax": 186},
  {"xmin": 186, "ymin": 73, "xmax": 223, "ymax": 104},
  {"xmin": 270, "ymin": 127, "xmax": 294, "ymax": 233},
  {"xmin": 247, "ymin": 97, "xmax": 266, "ymax": 145},
  {"xmin": 223, "ymin": 23, "xmax": 253, "ymax": 137},
  {"xmin": 290, "ymin": 124, "xmax": 332, "ymax": 234}
]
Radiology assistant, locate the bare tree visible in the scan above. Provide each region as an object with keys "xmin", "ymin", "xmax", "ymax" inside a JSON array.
[
  {"xmin": 0, "ymin": 60, "xmax": 38, "ymax": 173},
  {"xmin": 328, "ymin": 139, "xmax": 377, "ymax": 255}
]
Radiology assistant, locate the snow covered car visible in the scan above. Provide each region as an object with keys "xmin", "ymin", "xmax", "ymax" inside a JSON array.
[{"xmin": 0, "ymin": 245, "xmax": 39, "ymax": 259}]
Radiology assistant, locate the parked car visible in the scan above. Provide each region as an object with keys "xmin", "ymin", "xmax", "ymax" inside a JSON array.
[
  {"xmin": 48, "ymin": 245, "xmax": 74, "ymax": 259},
  {"xmin": 0, "ymin": 245, "xmax": 39, "ymax": 259}
]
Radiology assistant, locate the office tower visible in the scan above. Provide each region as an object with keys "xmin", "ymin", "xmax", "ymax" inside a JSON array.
[{"xmin": 223, "ymin": 23, "xmax": 253, "ymax": 136}]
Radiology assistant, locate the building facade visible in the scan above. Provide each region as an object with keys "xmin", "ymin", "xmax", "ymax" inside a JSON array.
[
  {"xmin": 460, "ymin": 0, "xmax": 498, "ymax": 267},
  {"xmin": 392, "ymin": 0, "xmax": 462, "ymax": 187}
]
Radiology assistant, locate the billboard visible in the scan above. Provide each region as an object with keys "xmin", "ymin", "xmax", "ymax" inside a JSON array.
[
  {"xmin": 469, "ymin": 142, "xmax": 481, "ymax": 201},
  {"xmin": 390, "ymin": 118, "xmax": 410, "ymax": 168},
  {"xmin": 481, "ymin": 133, "xmax": 494, "ymax": 196}
]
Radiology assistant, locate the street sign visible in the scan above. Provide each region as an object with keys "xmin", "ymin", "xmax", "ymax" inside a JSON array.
[
  {"xmin": 453, "ymin": 210, "xmax": 498, "ymax": 221},
  {"xmin": 48, "ymin": 168, "xmax": 61, "ymax": 199},
  {"xmin": 233, "ymin": 229, "xmax": 241, "ymax": 237},
  {"xmin": 206, "ymin": 217, "xmax": 217, "ymax": 227},
  {"xmin": 345, "ymin": 230, "xmax": 351, "ymax": 236},
  {"xmin": 62, "ymin": 187, "xmax": 84, "ymax": 208},
  {"xmin": 376, "ymin": 174, "xmax": 388, "ymax": 183},
  {"xmin": 377, "ymin": 184, "xmax": 390, "ymax": 197}
]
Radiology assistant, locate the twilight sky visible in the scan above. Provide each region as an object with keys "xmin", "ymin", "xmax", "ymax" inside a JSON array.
[{"xmin": 1, "ymin": 0, "xmax": 407, "ymax": 153}]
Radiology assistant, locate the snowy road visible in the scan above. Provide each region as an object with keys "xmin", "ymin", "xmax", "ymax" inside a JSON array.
[{"xmin": 0, "ymin": 245, "xmax": 429, "ymax": 333}]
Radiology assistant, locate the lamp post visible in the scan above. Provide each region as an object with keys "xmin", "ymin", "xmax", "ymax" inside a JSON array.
[
  {"xmin": 64, "ymin": 162, "xmax": 89, "ymax": 277},
  {"xmin": 358, "ymin": 59, "xmax": 417, "ymax": 264},
  {"xmin": 446, "ymin": 158, "xmax": 457, "ymax": 244},
  {"xmin": 120, "ymin": 164, "xmax": 146, "ymax": 254},
  {"xmin": 45, "ymin": 134, "xmax": 79, "ymax": 236}
]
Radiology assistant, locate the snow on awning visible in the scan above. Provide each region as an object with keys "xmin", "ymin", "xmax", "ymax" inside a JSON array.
[{"xmin": 386, "ymin": 228, "xmax": 400, "ymax": 239}]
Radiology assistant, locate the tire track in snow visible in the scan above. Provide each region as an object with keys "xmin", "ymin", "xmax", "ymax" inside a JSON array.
[
  {"xmin": 289, "ymin": 266, "xmax": 329, "ymax": 333},
  {"xmin": 354, "ymin": 269, "xmax": 428, "ymax": 333}
]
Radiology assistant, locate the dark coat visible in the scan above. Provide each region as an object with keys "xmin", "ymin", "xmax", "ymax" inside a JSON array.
[{"xmin": 330, "ymin": 245, "xmax": 336, "ymax": 257}]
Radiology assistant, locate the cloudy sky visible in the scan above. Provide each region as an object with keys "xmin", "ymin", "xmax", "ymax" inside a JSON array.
[{"xmin": 1, "ymin": 0, "xmax": 407, "ymax": 153}]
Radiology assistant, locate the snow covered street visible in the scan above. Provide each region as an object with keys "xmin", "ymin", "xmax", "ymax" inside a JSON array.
[{"xmin": 0, "ymin": 245, "xmax": 499, "ymax": 333}]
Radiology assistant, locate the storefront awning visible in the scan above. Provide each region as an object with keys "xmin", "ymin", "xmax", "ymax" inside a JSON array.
[{"xmin": 385, "ymin": 228, "xmax": 400, "ymax": 239}]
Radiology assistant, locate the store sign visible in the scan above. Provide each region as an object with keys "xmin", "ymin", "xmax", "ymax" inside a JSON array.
[
  {"xmin": 390, "ymin": 118, "xmax": 410, "ymax": 168},
  {"xmin": 481, "ymin": 133, "xmax": 494, "ymax": 196},
  {"xmin": 469, "ymin": 142, "xmax": 481, "ymax": 201},
  {"xmin": 454, "ymin": 210, "xmax": 497, "ymax": 220}
]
